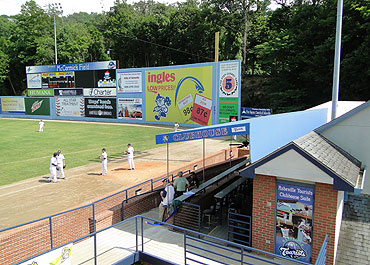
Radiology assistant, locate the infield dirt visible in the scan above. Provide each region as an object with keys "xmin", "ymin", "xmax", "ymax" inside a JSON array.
[{"xmin": 0, "ymin": 138, "xmax": 231, "ymax": 229}]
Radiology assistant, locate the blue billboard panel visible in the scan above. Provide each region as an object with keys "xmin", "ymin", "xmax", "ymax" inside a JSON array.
[
  {"xmin": 26, "ymin": 61, "xmax": 117, "ymax": 74},
  {"xmin": 156, "ymin": 123, "xmax": 249, "ymax": 144},
  {"xmin": 241, "ymin": 107, "xmax": 272, "ymax": 118}
]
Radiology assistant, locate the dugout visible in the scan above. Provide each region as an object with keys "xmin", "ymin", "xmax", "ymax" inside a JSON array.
[{"xmin": 155, "ymin": 107, "xmax": 330, "ymax": 258}]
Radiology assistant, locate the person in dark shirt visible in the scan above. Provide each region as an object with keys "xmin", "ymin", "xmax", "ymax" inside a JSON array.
[{"xmin": 188, "ymin": 172, "xmax": 199, "ymax": 190}]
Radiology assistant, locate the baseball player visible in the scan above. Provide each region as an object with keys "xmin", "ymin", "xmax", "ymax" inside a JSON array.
[
  {"xmin": 100, "ymin": 148, "xmax": 108, "ymax": 175},
  {"xmin": 56, "ymin": 150, "xmax": 66, "ymax": 179},
  {"xmin": 174, "ymin": 122, "xmax": 179, "ymax": 132},
  {"xmin": 48, "ymin": 152, "xmax": 58, "ymax": 183},
  {"xmin": 125, "ymin": 144, "xmax": 135, "ymax": 170},
  {"xmin": 39, "ymin": 120, "xmax": 44, "ymax": 132}
]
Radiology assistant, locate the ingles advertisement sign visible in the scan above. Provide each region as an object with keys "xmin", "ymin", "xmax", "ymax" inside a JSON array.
[
  {"xmin": 145, "ymin": 66, "xmax": 213, "ymax": 125},
  {"xmin": 25, "ymin": 98, "xmax": 50, "ymax": 115}
]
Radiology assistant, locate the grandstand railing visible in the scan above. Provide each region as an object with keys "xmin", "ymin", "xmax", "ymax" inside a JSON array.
[
  {"xmin": 0, "ymin": 172, "xmax": 181, "ymax": 264},
  {"xmin": 314, "ymin": 234, "xmax": 328, "ymax": 265},
  {"xmin": 15, "ymin": 215, "xmax": 312, "ymax": 265},
  {"xmin": 0, "ymin": 155, "xmax": 244, "ymax": 264}
]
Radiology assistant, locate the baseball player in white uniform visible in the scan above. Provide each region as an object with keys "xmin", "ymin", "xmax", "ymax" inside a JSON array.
[
  {"xmin": 39, "ymin": 120, "xmax": 44, "ymax": 132},
  {"xmin": 174, "ymin": 122, "xmax": 179, "ymax": 132},
  {"xmin": 100, "ymin": 148, "xmax": 108, "ymax": 175},
  {"xmin": 48, "ymin": 152, "xmax": 58, "ymax": 183},
  {"xmin": 56, "ymin": 150, "xmax": 65, "ymax": 179},
  {"xmin": 125, "ymin": 144, "xmax": 135, "ymax": 170}
]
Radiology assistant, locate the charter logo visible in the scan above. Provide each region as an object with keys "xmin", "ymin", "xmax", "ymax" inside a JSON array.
[
  {"xmin": 31, "ymin": 100, "xmax": 43, "ymax": 113},
  {"xmin": 279, "ymin": 241, "xmax": 307, "ymax": 259}
]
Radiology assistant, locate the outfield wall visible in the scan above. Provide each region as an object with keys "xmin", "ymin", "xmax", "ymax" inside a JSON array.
[{"xmin": 0, "ymin": 60, "xmax": 241, "ymax": 127}]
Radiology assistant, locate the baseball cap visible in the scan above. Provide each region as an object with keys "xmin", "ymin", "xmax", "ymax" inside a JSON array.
[{"xmin": 57, "ymin": 150, "xmax": 61, "ymax": 154}]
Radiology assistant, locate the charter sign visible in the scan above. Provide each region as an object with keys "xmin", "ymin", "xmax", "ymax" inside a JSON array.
[{"xmin": 83, "ymin": 88, "xmax": 117, "ymax": 97}]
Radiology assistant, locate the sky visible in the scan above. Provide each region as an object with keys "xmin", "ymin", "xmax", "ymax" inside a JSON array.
[{"xmin": 0, "ymin": 0, "xmax": 184, "ymax": 16}]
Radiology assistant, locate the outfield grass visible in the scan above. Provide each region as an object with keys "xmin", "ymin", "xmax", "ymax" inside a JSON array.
[{"xmin": 0, "ymin": 119, "xmax": 172, "ymax": 186}]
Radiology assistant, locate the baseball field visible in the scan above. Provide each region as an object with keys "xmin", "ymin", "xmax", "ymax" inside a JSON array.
[{"xmin": 0, "ymin": 118, "xmax": 172, "ymax": 186}]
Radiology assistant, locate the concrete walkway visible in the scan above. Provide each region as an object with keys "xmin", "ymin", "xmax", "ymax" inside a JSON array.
[{"xmin": 72, "ymin": 208, "xmax": 302, "ymax": 265}]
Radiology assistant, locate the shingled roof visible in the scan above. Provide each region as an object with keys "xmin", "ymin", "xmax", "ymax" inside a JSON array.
[
  {"xmin": 335, "ymin": 193, "xmax": 370, "ymax": 264},
  {"xmin": 293, "ymin": 131, "xmax": 362, "ymax": 188}
]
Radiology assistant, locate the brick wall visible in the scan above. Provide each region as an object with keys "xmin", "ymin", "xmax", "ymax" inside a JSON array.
[
  {"xmin": 251, "ymin": 174, "xmax": 276, "ymax": 252},
  {"xmin": 311, "ymin": 183, "xmax": 338, "ymax": 265},
  {"xmin": 251, "ymin": 175, "xmax": 338, "ymax": 265}
]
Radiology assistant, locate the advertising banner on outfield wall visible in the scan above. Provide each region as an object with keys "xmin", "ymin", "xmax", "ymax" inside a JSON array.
[
  {"xmin": 275, "ymin": 182, "xmax": 314, "ymax": 263},
  {"xmin": 24, "ymin": 98, "xmax": 50, "ymax": 115},
  {"xmin": 54, "ymin": 89, "xmax": 83, "ymax": 96},
  {"xmin": 117, "ymin": 71, "xmax": 143, "ymax": 93},
  {"xmin": 84, "ymin": 98, "xmax": 116, "ymax": 118},
  {"xmin": 27, "ymin": 89, "xmax": 54, "ymax": 97},
  {"xmin": 27, "ymin": 73, "xmax": 42, "ymax": 88},
  {"xmin": 83, "ymin": 88, "xmax": 117, "ymax": 97},
  {"xmin": 118, "ymin": 98, "xmax": 142, "ymax": 120},
  {"xmin": 19, "ymin": 243, "xmax": 72, "ymax": 265},
  {"xmin": 0, "ymin": 98, "xmax": 25, "ymax": 114},
  {"xmin": 219, "ymin": 61, "xmax": 240, "ymax": 124},
  {"xmin": 56, "ymin": 97, "xmax": 85, "ymax": 117},
  {"xmin": 145, "ymin": 66, "xmax": 213, "ymax": 125}
]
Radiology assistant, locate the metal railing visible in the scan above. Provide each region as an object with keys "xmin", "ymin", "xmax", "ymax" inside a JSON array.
[
  {"xmin": 315, "ymin": 234, "xmax": 328, "ymax": 265},
  {"xmin": 174, "ymin": 201, "xmax": 201, "ymax": 233},
  {"xmin": 0, "ymin": 173, "xmax": 175, "ymax": 265},
  {"xmin": 1, "ymin": 159, "xmax": 245, "ymax": 264},
  {"xmin": 228, "ymin": 212, "xmax": 252, "ymax": 247},
  {"xmin": 16, "ymin": 215, "xmax": 311, "ymax": 265}
]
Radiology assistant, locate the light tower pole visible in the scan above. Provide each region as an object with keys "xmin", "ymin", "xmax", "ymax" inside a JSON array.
[{"xmin": 50, "ymin": 3, "xmax": 63, "ymax": 65}]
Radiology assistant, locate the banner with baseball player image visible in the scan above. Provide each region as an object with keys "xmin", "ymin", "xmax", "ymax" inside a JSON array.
[
  {"xmin": 19, "ymin": 243, "xmax": 72, "ymax": 265},
  {"xmin": 24, "ymin": 98, "xmax": 50, "ymax": 116},
  {"xmin": 118, "ymin": 98, "xmax": 143, "ymax": 120},
  {"xmin": 145, "ymin": 66, "xmax": 213, "ymax": 125},
  {"xmin": 218, "ymin": 61, "xmax": 240, "ymax": 124},
  {"xmin": 275, "ymin": 182, "xmax": 314, "ymax": 263},
  {"xmin": 55, "ymin": 97, "xmax": 85, "ymax": 117}
]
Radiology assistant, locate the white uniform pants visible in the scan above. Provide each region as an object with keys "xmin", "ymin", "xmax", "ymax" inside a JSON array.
[
  {"xmin": 39, "ymin": 126, "xmax": 43, "ymax": 132},
  {"xmin": 57, "ymin": 164, "xmax": 65, "ymax": 179},
  {"xmin": 128, "ymin": 157, "xmax": 135, "ymax": 170},
  {"xmin": 49, "ymin": 167, "xmax": 57, "ymax": 182},
  {"xmin": 101, "ymin": 160, "xmax": 107, "ymax": 175},
  {"xmin": 158, "ymin": 203, "xmax": 169, "ymax": 221}
]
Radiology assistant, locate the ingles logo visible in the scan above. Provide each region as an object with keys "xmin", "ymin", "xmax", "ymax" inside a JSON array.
[
  {"xmin": 31, "ymin": 100, "xmax": 43, "ymax": 113},
  {"xmin": 147, "ymin": 72, "xmax": 175, "ymax": 84}
]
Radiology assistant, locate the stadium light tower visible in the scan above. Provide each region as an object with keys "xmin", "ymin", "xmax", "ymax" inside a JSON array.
[{"xmin": 50, "ymin": 3, "xmax": 63, "ymax": 65}]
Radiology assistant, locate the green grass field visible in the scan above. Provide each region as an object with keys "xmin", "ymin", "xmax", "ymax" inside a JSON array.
[{"xmin": 0, "ymin": 119, "xmax": 172, "ymax": 186}]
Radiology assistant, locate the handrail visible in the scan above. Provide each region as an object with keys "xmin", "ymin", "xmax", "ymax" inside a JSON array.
[
  {"xmin": 15, "ymin": 215, "xmax": 311, "ymax": 265},
  {"xmin": 315, "ymin": 234, "xmax": 328, "ymax": 265}
]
